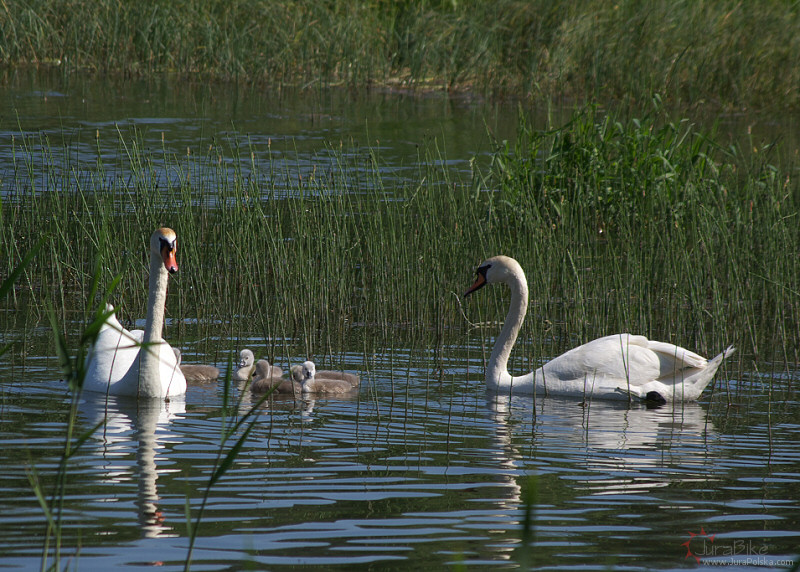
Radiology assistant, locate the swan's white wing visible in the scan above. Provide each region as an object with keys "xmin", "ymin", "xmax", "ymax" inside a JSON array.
[
  {"xmin": 84, "ymin": 316, "xmax": 142, "ymax": 392},
  {"xmin": 156, "ymin": 340, "xmax": 186, "ymax": 395},
  {"xmin": 84, "ymin": 309, "xmax": 185, "ymax": 396},
  {"xmin": 540, "ymin": 334, "xmax": 707, "ymax": 389},
  {"xmin": 644, "ymin": 339, "xmax": 707, "ymax": 369}
]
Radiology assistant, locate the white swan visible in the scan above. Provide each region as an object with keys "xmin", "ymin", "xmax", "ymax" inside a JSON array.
[
  {"xmin": 291, "ymin": 361, "xmax": 356, "ymax": 394},
  {"xmin": 250, "ymin": 359, "xmax": 297, "ymax": 394},
  {"xmin": 83, "ymin": 228, "xmax": 187, "ymax": 398},
  {"xmin": 173, "ymin": 348, "xmax": 220, "ymax": 382},
  {"xmin": 464, "ymin": 255, "xmax": 734, "ymax": 403},
  {"xmin": 231, "ymin": 349, "xmax": 257, "ymax": 381}
]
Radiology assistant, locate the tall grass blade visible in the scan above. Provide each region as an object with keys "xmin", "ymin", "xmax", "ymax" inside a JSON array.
[
  {"xmin": 208, "ymin": 420, "xmax": 256, "ymax": 488},
  {"xmin": 0, "ymin": 236, "xmax": 47, "ymax": 358},
  {"xmin": 184, "ymin": 364, "xmax": 277, "ymax": 570},
  {"xmin": 0, "ymin": 235, "xmax": 47, "ymax": 299},
  {"xmin": 46, "ymin": 300, "xmax": 75, "ymax": 387}
]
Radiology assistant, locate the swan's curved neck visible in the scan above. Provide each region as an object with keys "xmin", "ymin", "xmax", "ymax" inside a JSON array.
[
  {"xmin": 144, "ymin": 253, "xmax": 168, "ymax": 343},
  {"xmin": 488, "ymin": 272, "xmax": 528, "ymax": 385},
  {"xmin": 138, "ymin": 253, "xmax": 169, "ymax": 395}
]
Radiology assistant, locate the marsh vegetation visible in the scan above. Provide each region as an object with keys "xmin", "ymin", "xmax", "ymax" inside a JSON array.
[
  {"xmin": 2, "ymin": 101, "xmax": 798, "ymax": 385},
  {"xmin": 2, "ymin": 1, "xmax": 800, "ymax": 109},
  {"xmin": 1, "ymin": 4, "xmax": 799, "ymax": 567}
]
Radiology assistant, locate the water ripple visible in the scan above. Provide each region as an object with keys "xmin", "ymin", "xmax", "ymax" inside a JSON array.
[{"xmin": 0, "ymin": 362, "xmax": 798, "ymax": 569}]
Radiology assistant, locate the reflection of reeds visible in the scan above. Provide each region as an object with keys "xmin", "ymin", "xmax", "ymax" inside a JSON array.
[{"xmin": 2, "ymin": 106, "xmax": 799, "ymax": 383}]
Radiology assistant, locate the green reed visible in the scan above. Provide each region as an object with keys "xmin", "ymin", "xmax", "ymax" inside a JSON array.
[
  {"xmin": 8, "ymin": 242, "xmax": 110, "ymax": 572},
  {"xmin": 486, "ymin": 103, "xmax": 800, "ymax": 386},
  {"xmin": 184, "ymin": 358, "xmax": 275, "ymax": 571},
  {"xmin": 2, "ymin": 103, "xmax": 799, "ymax": 386},
  {"xmin": 2, "ymin": 1, "xmax": 799, "ymax": 110}
]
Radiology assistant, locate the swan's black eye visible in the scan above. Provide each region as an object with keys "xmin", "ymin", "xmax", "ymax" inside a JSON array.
[{"xmin": 160, "ymin": 237, "xmax": 175, "ymax": 252}]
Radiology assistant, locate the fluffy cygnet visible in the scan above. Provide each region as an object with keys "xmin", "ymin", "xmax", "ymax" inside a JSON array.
[
  {"xmin": 173, "ymin": 348, "xmax": 220, "ymax": 382},
  {"xmin": 291, "ymin": 360, "xmax": 357, "ymax": 394},
  {"xmin": 232, "ymin": 349, "xmax": 256, "ymax": 381},
  {"xmin": 250, "ymin": 359, "xmax": 297, "ymax": 395},
  {"xmin": 313, "ymin": 369, "xmax": 359, "ymax": 388}
]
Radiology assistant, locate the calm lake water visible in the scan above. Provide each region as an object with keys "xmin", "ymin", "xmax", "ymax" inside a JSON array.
[
  {"xmin": 1, "ymin": 347, "xmax": 799, "ymax": 570},
  {"xmin": 0, "ymin": 69, "xmax": 518, "ymax": 201},
  {"xmin": 1, "ymin": 72, "xmax": 799, "ymax": 570}
]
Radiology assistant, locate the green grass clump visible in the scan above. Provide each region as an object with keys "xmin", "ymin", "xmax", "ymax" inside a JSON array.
[
  {"xmin": 487, "ymin": 103, "xmax": 800, "ymax": 371},
  {"xmin": 1, "ymin": 104, "xmax": 798, "ymax": 384},
  {"xmin": 1, "ymin": 1, "xmax": 799, "ymax": 110}
]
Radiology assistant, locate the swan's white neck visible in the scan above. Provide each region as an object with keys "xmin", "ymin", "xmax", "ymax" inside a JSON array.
[
  {"xmin": 138, "ymin": 251, "xmax": 169, "ymax": 396},
  {"xmin": 488, "ymin": 271, "xmax": 529, "ymax": 387}
]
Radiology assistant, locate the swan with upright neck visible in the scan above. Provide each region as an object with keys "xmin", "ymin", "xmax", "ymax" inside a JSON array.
[
  {"xmin": 464, "ymin": 255, "xmax": 734, "ymax": 402},
  {"xmin": 83, "ymin": 228, "xmax": 187, "ymax": 398}
]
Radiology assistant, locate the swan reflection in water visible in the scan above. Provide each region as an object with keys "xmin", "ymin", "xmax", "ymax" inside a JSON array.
[
  {"xmin": 236, "ymin": 374, "xmax": 360, "ymax": 425},
  {"xmin": 478, "ymin": 393, "xmax": 716, "ymax": 561},
  {"xmin": 80, "ymin": 395, "xmax": 185, "ymax": 538},
  {"xmin": 485, "ymin": 394, "xmax": 715, "ymax": 496}
]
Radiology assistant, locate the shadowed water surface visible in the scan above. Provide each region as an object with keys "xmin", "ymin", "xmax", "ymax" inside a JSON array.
[
  {"xmin": 2, "ymin": 71, "xmax": 798, "ymax": 202},
  {"xmin": 0, "ymin": 71, "xmax": 518, "ymax": 201},
  {"xmin": 0, "ymin": 348, "xmax": 798, "ymax": 571}
]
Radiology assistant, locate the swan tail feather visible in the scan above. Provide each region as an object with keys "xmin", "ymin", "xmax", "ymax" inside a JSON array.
[
  {"xmin": 646, "ymin": 340, "xmax": 708, "ymax": 368},
  {"xmin": 681, "ymin": 344, "xmax": 735, "ymax": 399}
]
